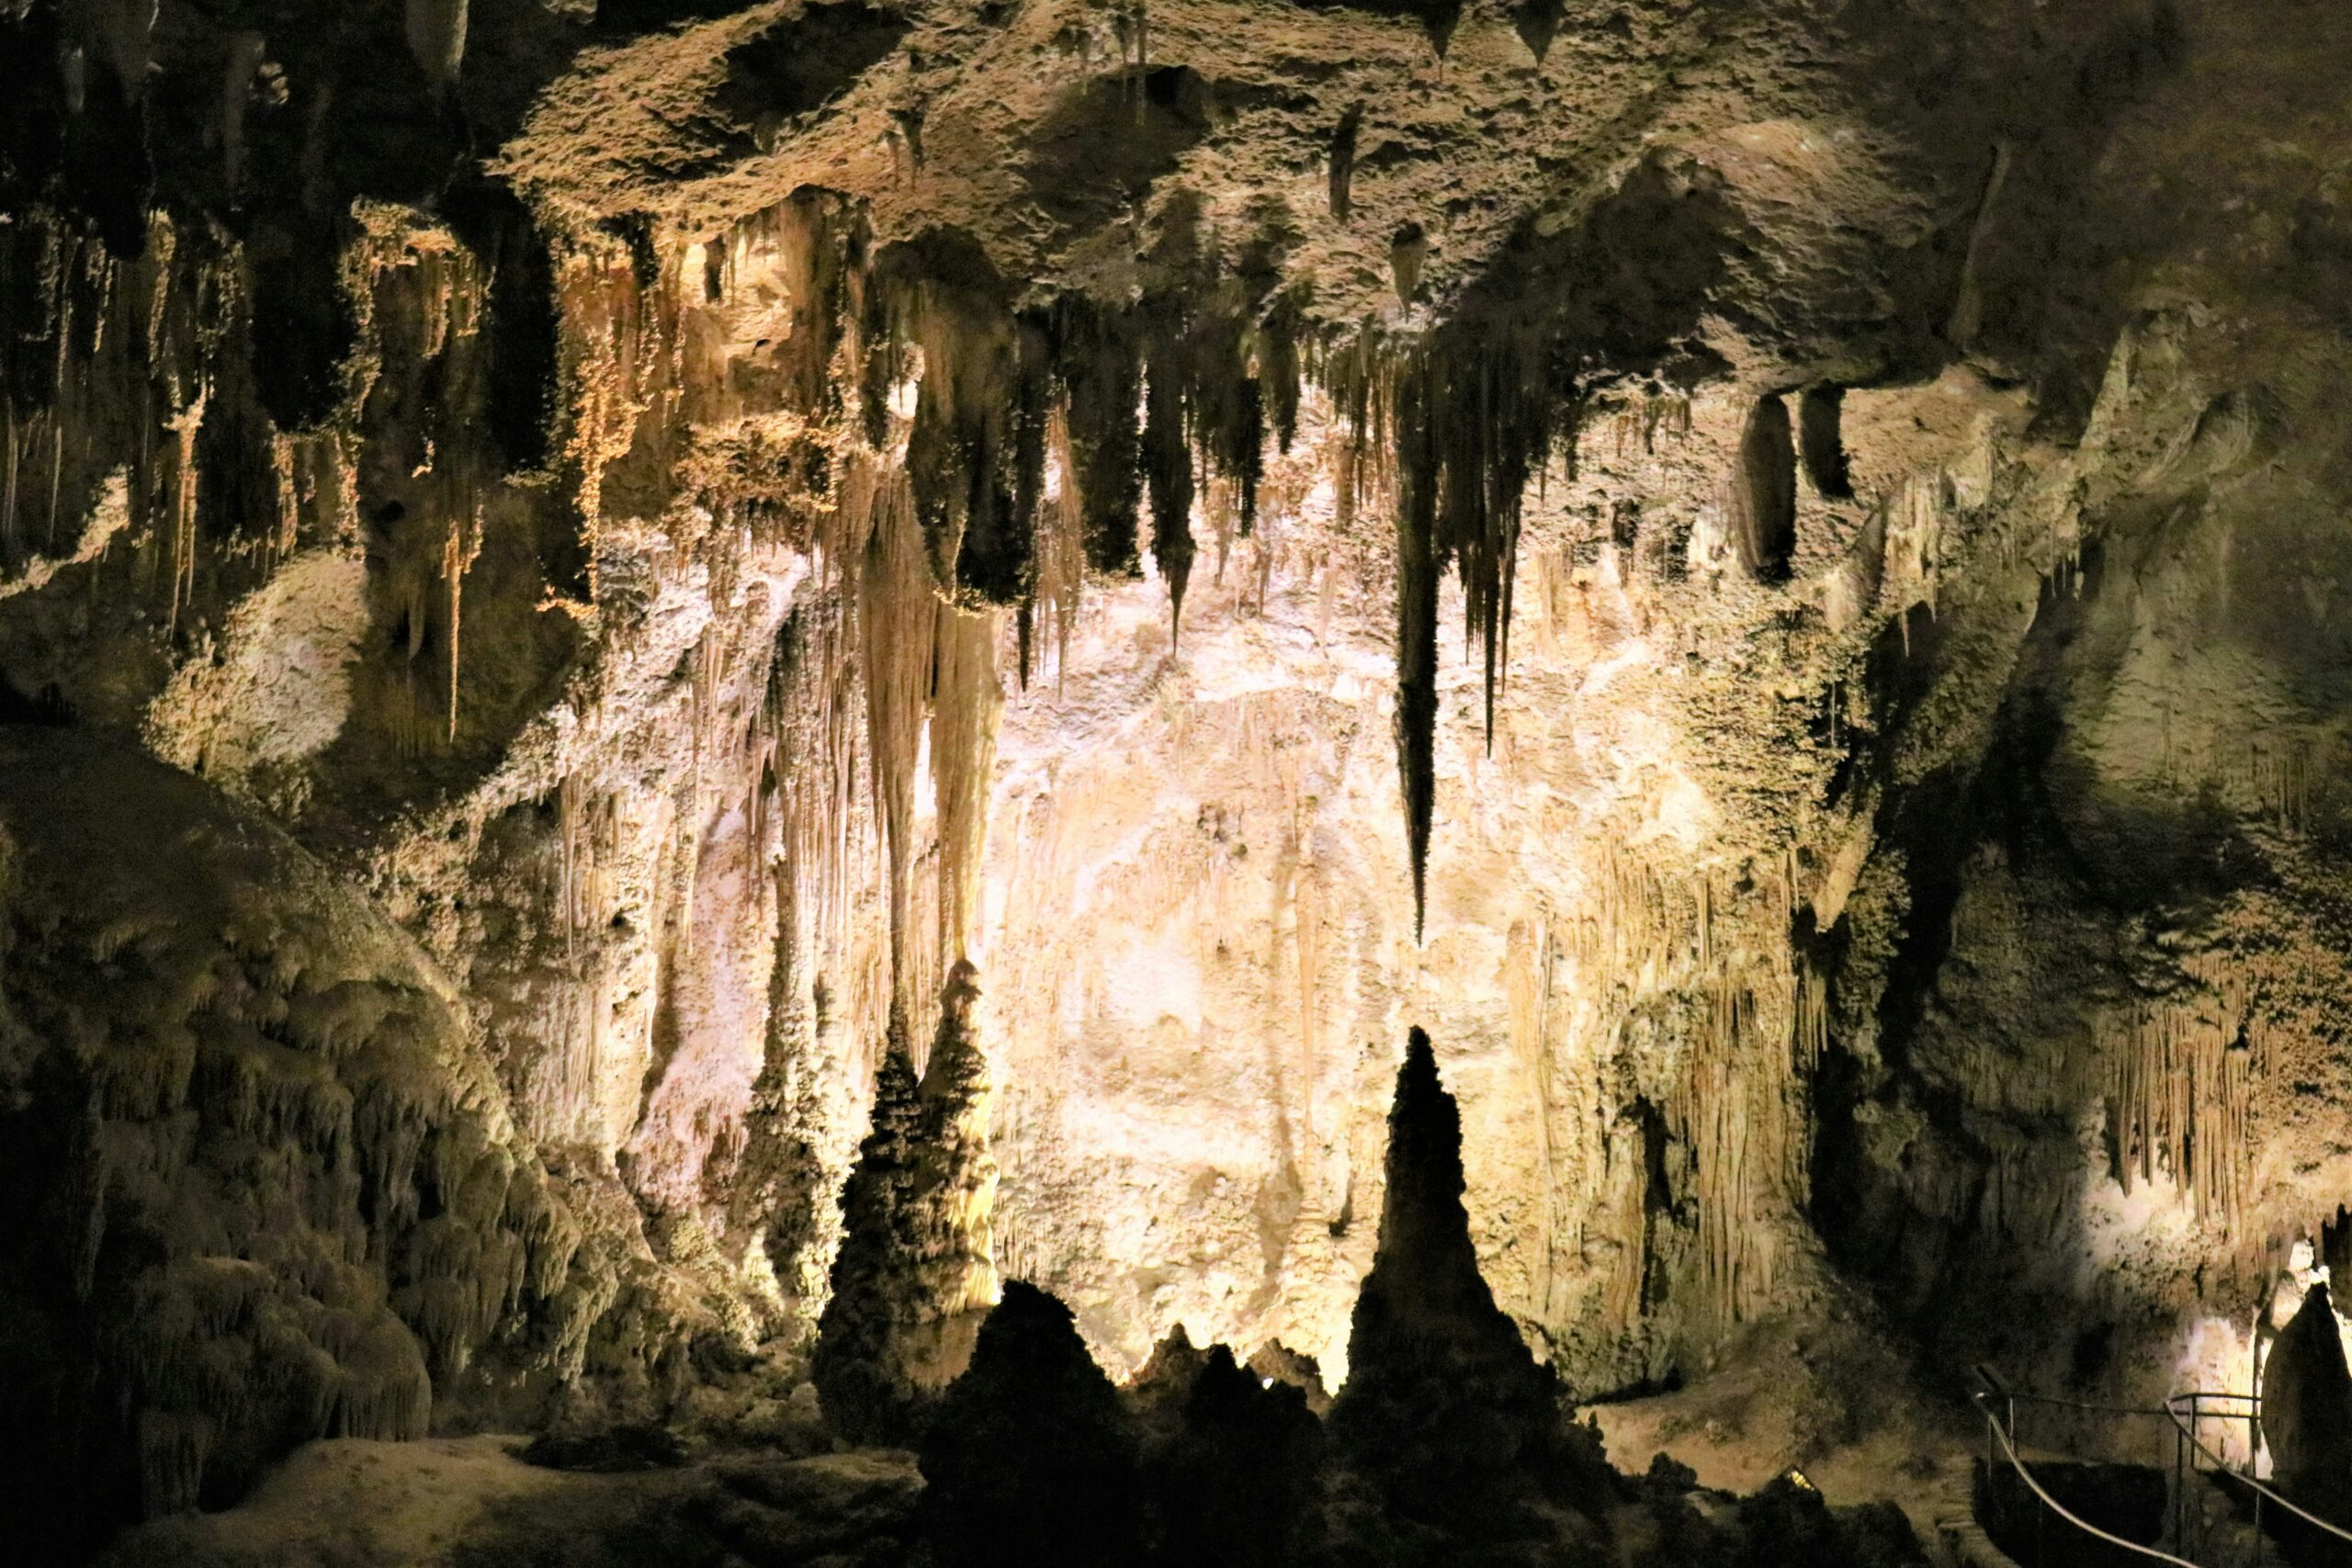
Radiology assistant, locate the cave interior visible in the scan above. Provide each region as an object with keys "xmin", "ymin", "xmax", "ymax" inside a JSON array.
[{"xmin": 3, "ymin": 0, "xmax": 2352, "ymax": 1563}]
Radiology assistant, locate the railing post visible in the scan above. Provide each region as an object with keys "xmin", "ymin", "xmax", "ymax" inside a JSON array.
[
  {"xmin": 2248, "ymin": 1390, "xmax": 2260, "ymax": 1487},
  {"xmin": 2172, "ymin": 1418, "xmax": 2183, "ymax": 1555}
]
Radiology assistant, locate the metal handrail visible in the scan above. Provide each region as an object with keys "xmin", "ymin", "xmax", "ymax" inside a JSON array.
[
  {"xmin": 2165, "ymin": 1389, "xmax": 2352, "ymax": 1547},
  {"xmin": 1974, "ymin": 1390, "xmax": 2199, "ymax": 1565}
]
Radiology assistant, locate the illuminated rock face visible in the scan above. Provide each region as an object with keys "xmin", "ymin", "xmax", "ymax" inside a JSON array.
[{"xmin": 6, "ymin": 0, "xmax": 2352, "ymax": 1549}]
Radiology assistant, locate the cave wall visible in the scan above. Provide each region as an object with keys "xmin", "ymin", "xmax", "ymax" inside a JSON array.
[{"xmin": 5, "ymin": 0, "xmax": 2352, "ymax": 1540}]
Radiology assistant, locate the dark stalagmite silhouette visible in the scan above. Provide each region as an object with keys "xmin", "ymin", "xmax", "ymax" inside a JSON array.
[
  {"xmin": 2263, "ymin": 1280, "xmax": 2352, "ymax": 1523},
  {"xmin": 1139, "ymin": 1338, "xmax": 1323, "ymax": 1567},
  {"xmin": 1327, "ymin": 1026, "xmax": 1617, "ymax": 1558},
  {"xmin": 811, "ymin": 1023, "xmax": 928, "ymax": 1445},
  {"xmin": 917, "ymin": 1280, "xmax": 1143, "ymax": 1568}
]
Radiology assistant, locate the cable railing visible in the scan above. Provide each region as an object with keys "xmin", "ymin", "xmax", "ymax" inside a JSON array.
[
  {"xmin": 1967, "ymin": 1367, "xmax": 2352, "ymax": 1567},
  {"xmin": 1973, "ymin": 1367, "xmax": 2195, "ymax": 1566},
  {"xmin": 2165, "ymin": 1389, "xmax": 2352, "ymax": 1563}
]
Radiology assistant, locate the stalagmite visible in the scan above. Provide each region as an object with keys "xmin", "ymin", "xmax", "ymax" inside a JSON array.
[
  {"xmin": 810, "ymin": 1032, "xmax": 928, "ymax": 1443},
  {"xmin": 910, "ymin": 960, "xmax": 999, "ymax": 1352},
  {"xmin": 1328, "ymin": 1028, "xmax": 1610, "ymax": 1547},
  {"xmin": 917, "ymin": 1281, "xmax": 1142, "ymax": 1568},
  {"xmin": 812, "ymin": 964, "xmax": 999, "ymax": 1440},
  {"xmin": 2260, "ymin": 1281, "xmax": 2352, "ymax": 1519}
]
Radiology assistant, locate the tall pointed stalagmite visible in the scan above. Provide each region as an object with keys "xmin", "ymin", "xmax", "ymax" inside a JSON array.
[
  {"xmin": 1329, "ymin": 1027, "xmax": 1613, "ymax": 1547},
  {"xmin": 811, "ymin": 1014, "xmax": 928, "ymax": 1444},
  {"xmin": 810, "ymin": 967, "xmax": 1001, "ymax": 1444}
]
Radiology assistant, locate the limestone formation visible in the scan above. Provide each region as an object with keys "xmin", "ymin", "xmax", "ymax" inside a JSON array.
[
  {"xmin": 810, "ymin": 963, "xmax": 997, "ymax": 1442},
  {"xmin": 916, "ymin": 1279, "xmax": 1143, "ymax": 1568},
  {"xmin": 809, "ymin": 1033, "xmax": 927, "ymax": 1446},
  {"xmin": 0, "ymin": 730, "xmax": 649, "ymax": 1562},
  {"xmin": 2262, "ymin": 1281, "xmax": 2352, "ymax": 1521},
  {"xmin": 3, "ymin": 0, "xmax": 2352, "ymax": 1559},
  {"xmin": 1327, "ymin": 1026, "xmax": 1614, "ymax": 1554}
]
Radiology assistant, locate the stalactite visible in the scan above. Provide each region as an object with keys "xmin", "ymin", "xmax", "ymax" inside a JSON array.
[
  {"xmin": 557, "ymin": 773, "xmax": 617, "ymax": 955},
  {"xmin": 1792, "ymin": 953, "xmax": 1828, "ymax": 1071},
  {"xmin": 770, "ymin": 596, "xmax": 869, "ymax": 971},
  {"xmin": 1329, "ymin": 106, "xmax": 1363, "ymax": 221},
  {"xmin": 1049, "ymin": 299, "xmax": 1144, "ymax": 578},
  {"xmin": 1392, "ymin": 354, "xmax": 1440, "ymax": 940},
  {"xmin": 554, "ymin": 231, "xmax": 673, "ymax": 609},
  {"xmin": 404, "ymin": 0, "xmax": 469, "ymax": 95},
  {"xmin": 854, "ymin": 459, "xmax": 937, "ymax": 1010},
  {"xmin": 162, "ymin": 391, "xmax": 205, "ymax": 635},
  {"xmin": 932, "ymin": 607, "xmax": 1003, "ymax": 967},
  {"xmin": 1728, "ymin": 393, "xmax": 1797, "ymax": 583},
  {"xmin": 2105, "ymin": 953, "xmax": 2257, "ymax": 1228},
  {"xmin": 441, "ymin": 505, "xmax": 481, "ymax": 741},
  {"xmin": 0, "ymin": 209, "xmax": 259, "ymax": 633},
  {"xmin": 1142, "ymin": 341, "xmax": 1195, "ymax": 635},
  {"xmin": 1033, "ymin": 408, "xmax": 1086, "ymax": 687},
  {"xmin": 1666, "ymin": 970, "xmax": 1804, "ymax": 1323},
  {"xmin": 891, "ymin": 259, "xmax": 1043, "ymax": 605},
  {"xmin": 1558, "ymin": 838, "xmax": 1816, "ymax": 1325},
  {"xmin": 1317, "ymin": 316, "xmax": 1562, "ymax": 912}
]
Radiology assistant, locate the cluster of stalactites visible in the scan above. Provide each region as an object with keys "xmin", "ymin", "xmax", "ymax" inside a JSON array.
[
  {"xmin": 2104, "ymin": 952, "xmax": 2266, "ymax": 1230},
  {"xmin": 863, "ymin": 280, "xmax": 1573, "ymax": 938},
  {"xmin": 851, "ymin": 252, "xmax": 1304, "ymax": 664},
  {"xmin": 0, "ymin": 201, "xmax": 504, "ymax": 758},
  {"xmin": 1, "ymin": 209, "xmax": 243, "ymax": 639},
  {"xmin": 1310, "ymin": 325, "xmax": 1569, "ymax": 936}
]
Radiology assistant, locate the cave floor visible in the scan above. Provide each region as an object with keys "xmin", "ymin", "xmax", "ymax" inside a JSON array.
[
  {"xmin": 103, "ymin": 1350, "xmax": 1996, "ymax": 1568},
  {"xmin": 1581, "ymin": 1323, "xmax": 1983, "ymax": 1558}
]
